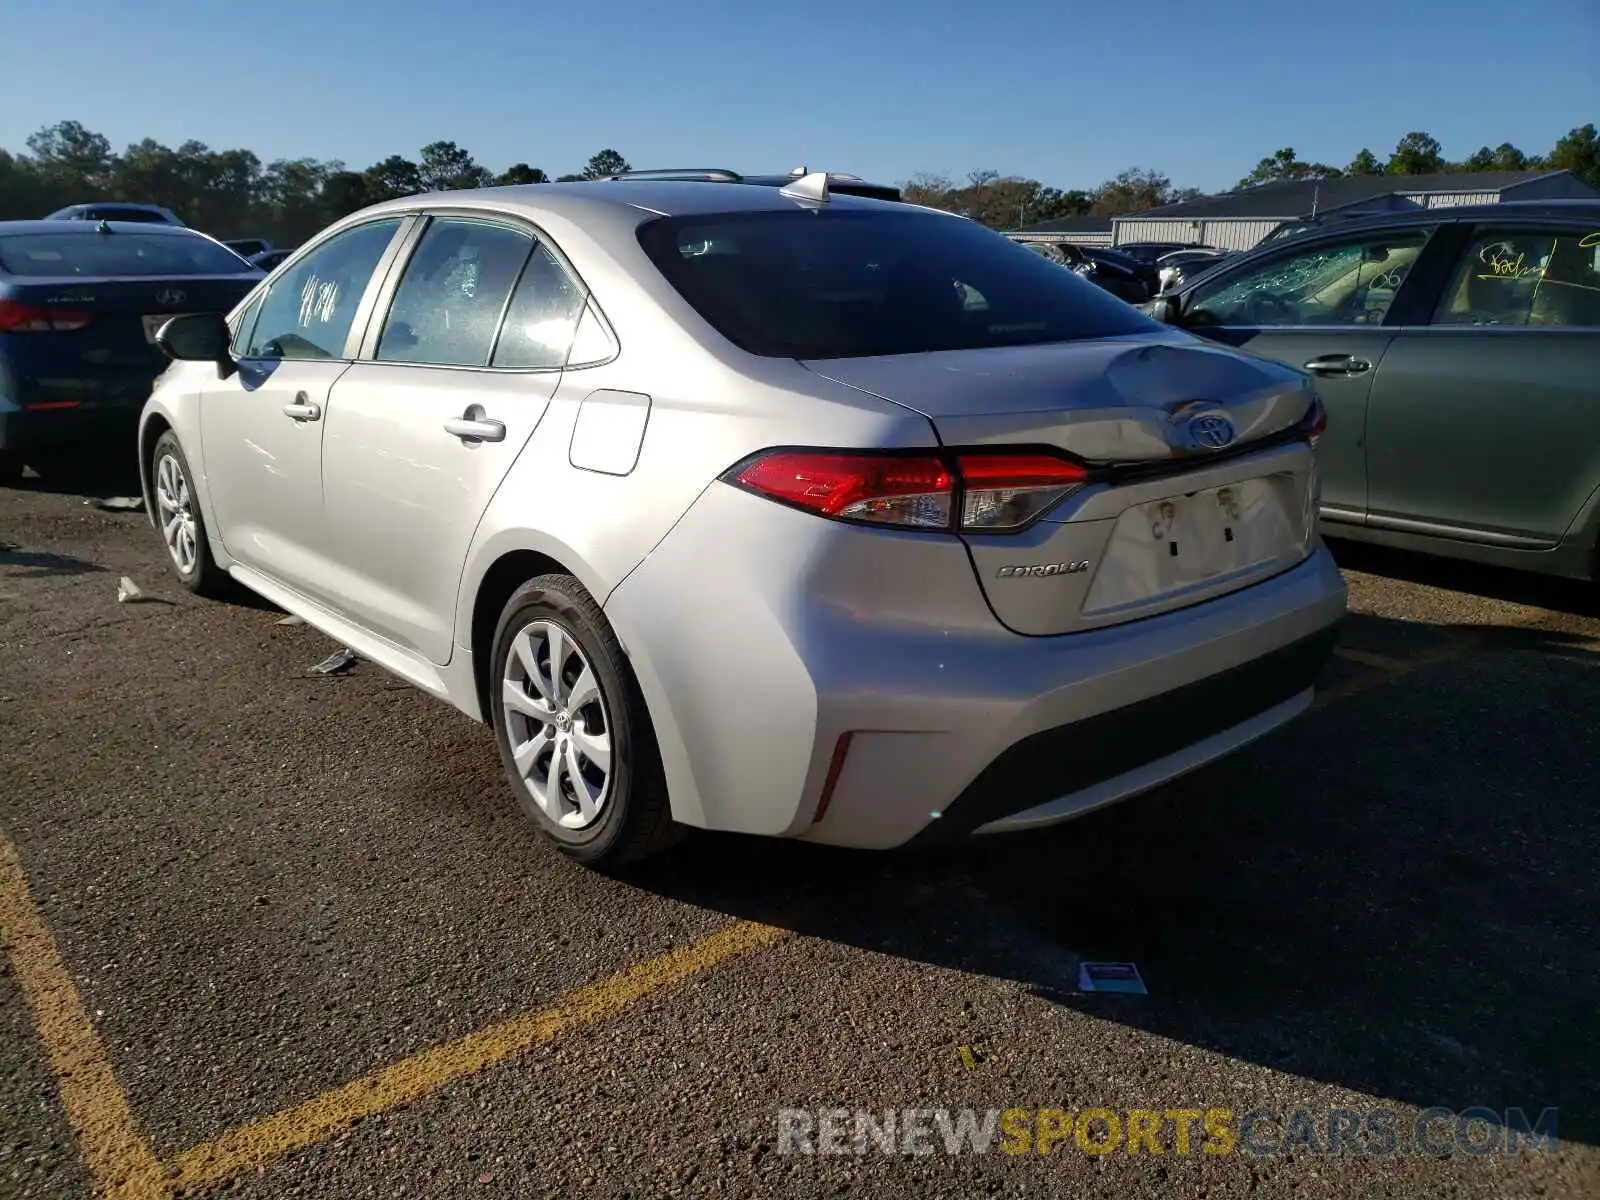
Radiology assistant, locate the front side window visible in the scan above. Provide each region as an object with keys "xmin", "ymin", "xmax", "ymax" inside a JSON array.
[
  {"xmin": 1433, "ymin": 228, "xmax": 1600, "ymax": 327},
  {"xmin": 1186, "ymin": 228, "xmax": 1433, "ymax": 328},
  {"xmin": 241, "ymin": 219, "xmax": 402, "ymax": 360},
  {"xmin": 636, "ymin": 210, "xmax": 1157, "ymax": 359},
  {"xmin": 377, "ymin": 218, "xmax": 535, "ymax": 367}
]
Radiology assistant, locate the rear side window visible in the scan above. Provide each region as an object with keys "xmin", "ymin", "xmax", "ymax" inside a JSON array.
[
  {"xmin": 0, "ymin": 231, "xmax": 249, "ymax": 277},
  {"xmin": 377, "ymin": 218, "xmax": 534, "ymax": 367},
  {"xmin": 636, "ymin": 210, "xmax": 1156, "ymax": 358},
  {"xmin": 1433, "ymin": 229, "xmax": 1600, "ymax": 327},
  {"xmin": 492, "ymin": 244, "xmax": 588, "ymax": 369}
]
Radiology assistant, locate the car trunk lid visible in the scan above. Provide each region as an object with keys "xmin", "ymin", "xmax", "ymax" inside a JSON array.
[
  {"xmin": 801, "ymin": 335, "xmax": 1323, "ymax": 635},
  {"xmin": 0, "ymin": 274, "xmax": 259, "ymax": 408}
]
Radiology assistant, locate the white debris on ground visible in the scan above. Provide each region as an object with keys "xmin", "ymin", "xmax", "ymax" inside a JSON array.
[{"xmin": 309, "ymin": 647, "xmax": 358, "ymax": 675}]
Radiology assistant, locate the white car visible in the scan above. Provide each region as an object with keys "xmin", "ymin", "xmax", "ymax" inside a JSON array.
[{"xmin": 140, "ymin": 173, "xmax": 1346, "ymax": 868}]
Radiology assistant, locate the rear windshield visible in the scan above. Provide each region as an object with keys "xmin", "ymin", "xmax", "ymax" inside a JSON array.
[
  {"xmin": 636, "ymin": 210, "xmax": 1157, "ymax": 358},
  {"xmin": 82, "ymin": 208, "xmax": 170, "ymax": 223},
  {"xmin": 0, "ymin": 231, "xmax": 251, "ymax": 277}
]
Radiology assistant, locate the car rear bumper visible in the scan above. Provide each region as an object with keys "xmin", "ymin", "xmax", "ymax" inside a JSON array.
[
  {"xmin": 604, "ymin": 481, "xmax": 1348, "ymax": 849},
  {"xmin": 0, "ymin": 386, "xmax": 152, "ymax": 455}
]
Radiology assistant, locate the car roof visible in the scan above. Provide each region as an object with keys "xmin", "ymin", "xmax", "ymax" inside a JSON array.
[
  {"xmin": 0, "ymin": 219, "xmax": 200, "ymax": 236},
  {"xmin": 356, "ymin": 179, "xmax": 909, "ymax": 224},
  {"xmin": 48, "ymin": 202, "xmax": 173, "ymax": 215},
  {"xmin": 1268, "ymin": 198, "xmax": 1600, "ymax": 242}
]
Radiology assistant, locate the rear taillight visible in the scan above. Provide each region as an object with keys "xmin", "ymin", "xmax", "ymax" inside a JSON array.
[
  {"xmin": 0, "ymin": 300, "xmax": 92, "ymax": 333},
  {"xmin": 954, "ymin": 452, "xmax": 1090, "ymax": 531},
  {"xmin": 730, "ymin": 451, "xmax": 955, "ymax": 528},
  {"xmin": 725, "ymin": 448, "xmax": 1089, "ymax": 533}
]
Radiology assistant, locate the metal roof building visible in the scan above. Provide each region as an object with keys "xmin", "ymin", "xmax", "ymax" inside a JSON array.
[
  {"xmin": 1007, "ymin": 169, "xmax": 1598, "ymax": 253},
  {"xmin": 1003, "ymin": 213, "xmax": 1115, "ymax": 248},
  {"xmin": 1100, "ymin": 170, "xmax": 1597, "ymax": 251}
]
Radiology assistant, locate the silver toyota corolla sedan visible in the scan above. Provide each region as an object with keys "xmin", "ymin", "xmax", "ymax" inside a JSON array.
[{"xmin": 138, "ymin": 173, "xmax": 1346, "ymax": 867}]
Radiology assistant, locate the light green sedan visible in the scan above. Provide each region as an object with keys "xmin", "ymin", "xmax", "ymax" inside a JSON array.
[{"xmin": 1148, "ymin": 199, "xmax": 1600, "ymax": 580}]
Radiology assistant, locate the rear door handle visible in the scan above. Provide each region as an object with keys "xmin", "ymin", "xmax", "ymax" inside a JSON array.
[
  {"xmin": 444, "ymin": 406, "xmax": 506, "ymax": 443},
  {"xmin": 282, "ymin": 392, "xmax": 321, "ymax": 421},
  {"xmin": 1303, "ymin": 354, "xmax": 1372, "ymax": 376}
]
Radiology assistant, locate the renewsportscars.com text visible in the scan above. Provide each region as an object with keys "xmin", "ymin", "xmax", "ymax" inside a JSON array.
[{"xmin": 776, "ymin": 1106, "xmax": 1559, "ymax": 1157}]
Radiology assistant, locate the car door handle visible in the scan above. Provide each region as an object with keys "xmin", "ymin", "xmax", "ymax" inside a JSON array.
[
  {"xmin": 282, "ymin": 392, "xmax": 321, "ymax": 421},
  {"xmin": 443, "ymin": 411, "xmax": 506, "ymax": 443},
  {"xmin": 1303, "ymin": 354, "xmax": 1372, "ymax": 376}
]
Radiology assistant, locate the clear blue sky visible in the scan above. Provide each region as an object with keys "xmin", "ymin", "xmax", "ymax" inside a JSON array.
[{"xmin": 5, "ymin": 0, "xmax": 1596, "ymax": 194}]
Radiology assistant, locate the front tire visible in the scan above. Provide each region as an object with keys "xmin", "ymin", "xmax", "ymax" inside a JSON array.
[
  {"xmin": 490, "ymin": 574, "xmax": 680, "ymax": 868},
  {"xmin": 150, "ymin": 431, "xmax": 228, "ymax": 596}
]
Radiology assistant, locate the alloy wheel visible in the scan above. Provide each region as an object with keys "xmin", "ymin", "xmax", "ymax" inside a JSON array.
[
  {"xmin": 501, "ymin": 619, "xmax": 614, "ymax": 829},
  {"xmin": 154, "ymin": 452, "xmax": 199, "ymax": 576}
]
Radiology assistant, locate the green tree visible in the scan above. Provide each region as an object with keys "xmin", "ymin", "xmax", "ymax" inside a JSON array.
[
  {"xmin": 320, "ymin": 170, "xmax": 374, "ymax": 221},
  {"xmin": 1545, "ymin": 123, "xmax": 1600, "ymax": 189},
  {"xmin": 1386, "ymin": 131, "xmax": 1444, "ymax": 175},
  {"xmin": 1237, "ymin": 147, "xmax": 1342, "ymax": 189},
  {"xmin": 581, "ymin": 149, "xmax": 630, "ymax": 179},
  {"xmin": 26, "ymin": 120, "xmax": 115, "ymax": 192},
  {"xmin": 497, "ymin": 163, "xmax": 548, "ymax": 185},
  {"xmin": 1028, "ymin": 186, "xmax": 1095, "ymax": 223},
  {"xmin": 1091, "ymin": 167, "xmax": 1177, "ymax": 216},
  {"xmin": 1462, "ymin": 143, "xmax": 1529, "ymax": 171},
  {"xmin": 1346, "ymin": 148, "xmax": 1383, "ymax": 176},
  {"xmin": 363, "ymin": 155, "xmax": 423, "ymax": 201},
  {"xmin": 417, "ymin": 141, "xmax": 490, "ymax": 192}
]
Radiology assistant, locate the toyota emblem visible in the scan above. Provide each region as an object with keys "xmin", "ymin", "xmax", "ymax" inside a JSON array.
[
  {"xmin": 1185, "ymin": 413, "xmax": 1236, "ymax": 450},
  {"xmin": 156, "ymin": 288, "xmax": 186, "ymax": 306}
]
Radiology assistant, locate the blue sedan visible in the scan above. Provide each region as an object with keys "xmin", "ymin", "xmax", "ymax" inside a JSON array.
[{"xmin": 0, "ymin": 220, "xmax": 263, "ymax": 484}]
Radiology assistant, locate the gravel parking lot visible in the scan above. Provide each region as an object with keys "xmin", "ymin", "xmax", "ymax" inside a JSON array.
[{"xmin": 3, "ymin": 465, "xmax": 1598, "ymax": 1200}]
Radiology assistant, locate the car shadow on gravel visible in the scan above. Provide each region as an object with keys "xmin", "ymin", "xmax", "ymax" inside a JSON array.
[
  {"xmin": 627, "ymin": 612, "xmax": 1600, "ymax": 1146},
  {"xmin": 7, "ymin": 444, "xmax": 145, "ymax": 500},
  {"xmin": 0, "ymin": 546, "xmax": 108, "ymax": 577},
  {"xmin": 1328, "ymin": 536, "xmax": 1599, "ymax": 619}
]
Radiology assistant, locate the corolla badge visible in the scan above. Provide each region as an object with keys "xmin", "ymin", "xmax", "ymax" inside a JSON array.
[
  {"xmin": 997, "ymin": 561, "xmax": 1090, "ymax": 578},
  {"xmin": 156, "ymin": 288, "xmax": 186, "ymax": 306}
]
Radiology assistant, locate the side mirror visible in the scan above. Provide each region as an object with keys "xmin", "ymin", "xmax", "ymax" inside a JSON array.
[
  {"xmin": 1146, "ymin": 293, "xmax": 1181, "ymax": 324},
  {"xmin": 155, "ymin": 312, "xmax": 236, "ymax": 379}
]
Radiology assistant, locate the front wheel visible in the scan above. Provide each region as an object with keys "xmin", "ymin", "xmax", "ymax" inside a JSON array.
[
  {"xmin": 150, "ymin": 431, "xmax": 228, "ymax": 596},
  {"xmin": 490, "ymin": 574, "xmax": 681, "ymax": 868}
]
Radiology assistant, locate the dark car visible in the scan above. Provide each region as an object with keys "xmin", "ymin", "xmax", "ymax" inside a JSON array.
[
  {"xmin": 45, "ymin": 202, "xmax": 184, "ymax": 226},
  {"xmin": 1143, "ymin": 199, "xmax": 1600, "ymax": 579},
  {"xmin": 1082, "ymin": 245, "xmax": 1161, "ymax": 298},
  {"xmin": 224, "ymin": 237, "xmax": 274, "ymax": 258},
  {"xmin": 1111, "ymin": 240, "xmax": 1207, "ymax": 263},
  {"xmin": 1156, "ymin": 247, "xmax": 1235, "ymax": 292},
  {"xmin": 1023, "ymin": 240, "xmax": 1155, "ymax": 303},
  {"xmin": 0, "ymin": 221, "xmax": 263, "ymax": 483},
  {"xmin": 248, "ymin": 248, "xmax": 294, "ymax": 271}
]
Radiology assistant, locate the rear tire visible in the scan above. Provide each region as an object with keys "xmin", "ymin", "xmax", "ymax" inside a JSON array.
[
  {"xmin": 490, "ymin": 573, "xmax": 681, "ymax": 868},
  {"xmin": 0, "ymin": 451, "xmax": 23, "ymax": 487},
  {"xmin": 150, "ymin": 431, "xmax": 228, "ymax": 596}
]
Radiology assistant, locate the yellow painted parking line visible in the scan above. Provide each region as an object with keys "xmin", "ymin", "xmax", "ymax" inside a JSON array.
[
  {"xmin": 169, "ymin": 918, "xmax": 787, "ymax": 1190},
  {"xmin": 0, "ymin": 835, "xmax": 166, "ymax": 1200},
  {"xmin": 1333, "ymin": 646, "xmax": 1413, "ymax": 673},
  {"xmin": 4, "ymin": 605, "xmax": 1565, "ymax": 1195},
  {"xmin": 1316, "ymin": 610, "xmax": 1552, "ymax": 710}
]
